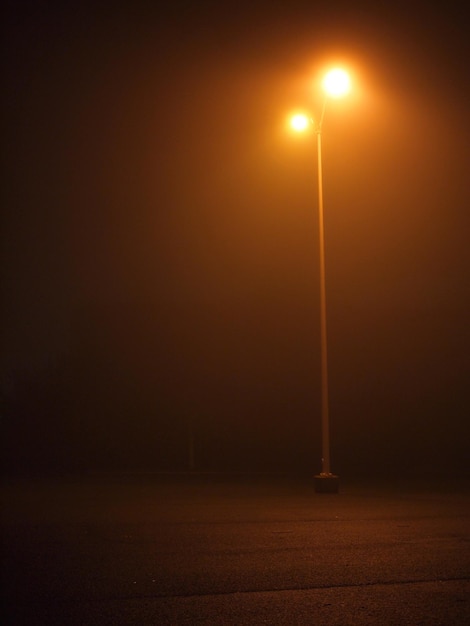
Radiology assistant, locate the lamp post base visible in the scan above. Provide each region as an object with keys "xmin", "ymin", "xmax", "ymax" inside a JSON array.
[{"xmin": 314, "ymin": 473, "xmax": 339, "ymax": 493}]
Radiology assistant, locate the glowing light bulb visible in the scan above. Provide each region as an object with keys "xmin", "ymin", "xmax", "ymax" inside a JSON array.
[
  {"xmin": 290, "ymin": 114, "xmax": 309, "ymax": 132},
  {"xmin": 322, "ymin": 68, "xmax": 351, "ymax": 98}
]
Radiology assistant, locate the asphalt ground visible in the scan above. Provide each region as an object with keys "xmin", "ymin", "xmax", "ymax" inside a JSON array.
[{"xmin": 2, "ymin": 474, "xmax": 469, "ymax": 625}]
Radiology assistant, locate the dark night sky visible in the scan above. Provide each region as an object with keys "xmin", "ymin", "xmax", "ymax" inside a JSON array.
[{"xmin": 2, "ymin": 1, "xmax": 469, "ymax": 475}]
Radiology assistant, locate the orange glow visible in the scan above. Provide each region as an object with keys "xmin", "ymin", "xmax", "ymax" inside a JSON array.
[
  {"xmin": 290, "ymin": 113, "xmax": 310, "ymax": 132},
  {"xmin": 322, "ymin": 68, "xmax": 351, "ymax": 98}
]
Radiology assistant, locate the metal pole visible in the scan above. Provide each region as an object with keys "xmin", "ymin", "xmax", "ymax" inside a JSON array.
[{"xmin": 316, "ymin": 123, "xmax": 331, "ymax": 476}]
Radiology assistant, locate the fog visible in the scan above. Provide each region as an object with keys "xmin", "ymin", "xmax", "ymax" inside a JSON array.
[{"xmin": 2, "ymin": 1, "xmax": 469, "ymax": 476}]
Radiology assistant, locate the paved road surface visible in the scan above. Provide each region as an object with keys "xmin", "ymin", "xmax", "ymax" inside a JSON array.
[{"xmin": 2, "ymin": 474, "xmax": 469, "ymax": 624}]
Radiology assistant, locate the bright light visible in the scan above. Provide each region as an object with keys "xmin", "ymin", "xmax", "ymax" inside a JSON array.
[
  {"xmin": 322, "ymin": 68, "xmax": 351, "ymax": 98},
  {"xmin": 290, "ymin": 113, "xmax": 310, "ymax": 132}
]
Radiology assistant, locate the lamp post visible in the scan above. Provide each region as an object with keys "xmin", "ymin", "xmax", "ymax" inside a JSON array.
[{"xmin": 290, "ymin": 68, "xmax": 351, "ymax": 493}]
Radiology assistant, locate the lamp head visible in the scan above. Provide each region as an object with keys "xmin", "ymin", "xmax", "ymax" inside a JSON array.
[
  {"xmin": 290, "ymin": 113, "xmax": 310, "ymax": 132},
  {"xmin": 322, "ymin": 68, "xmax": 351, "ymax": 98}
]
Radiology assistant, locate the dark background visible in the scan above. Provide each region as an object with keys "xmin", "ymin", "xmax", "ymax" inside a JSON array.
[{"xmin": 2, "ymin": 1, "xmax": 469, "ymax": 476}]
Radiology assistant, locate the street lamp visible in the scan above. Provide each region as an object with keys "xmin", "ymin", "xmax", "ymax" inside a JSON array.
[{"xmin": 290, "ymin": 67, "xmax": 351, "ymax": 493}]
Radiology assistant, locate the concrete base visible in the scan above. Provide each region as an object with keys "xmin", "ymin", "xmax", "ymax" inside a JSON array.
[{"xmin": 314, "ymin": 473, "xmax": 339, "ymax": 493}]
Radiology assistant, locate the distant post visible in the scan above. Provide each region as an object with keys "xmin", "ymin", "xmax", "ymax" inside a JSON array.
[{"xmin": 188, "ymin": 416, "xmax": 195, "ymax": 471}]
